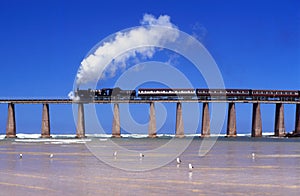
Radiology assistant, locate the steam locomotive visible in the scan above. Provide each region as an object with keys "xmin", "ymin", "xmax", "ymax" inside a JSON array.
[
  {"xmin": 75, "ymin": 88, "xmax": 136, "ymax": 100},
  {"xmin": 74, "ymin": 88, "xmax": 300, "ymax": 101}
]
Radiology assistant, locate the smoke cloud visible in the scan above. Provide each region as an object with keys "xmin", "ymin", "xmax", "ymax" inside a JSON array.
[{"xmin": 76, "ymin": 14, "xmax": 179, "ymax": 86}]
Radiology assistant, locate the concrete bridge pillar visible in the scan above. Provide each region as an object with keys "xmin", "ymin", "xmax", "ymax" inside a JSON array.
[
  {"xmin": 274, "ymin": 103, "xmax": 285, "ymax": 137},
  {"xmin": 6, "ymin": 103, "xmax": 16, "ymax": 138},
  {"xmin": 175, "ymin": 102, "xmax": 184, "ymax": 138},
  {"xmin": 76, "ymin": 103, "xmax": 85, "ymax": 138},
  {"xmin": 201, "ymin": 102, "xmax": 210, "ymax": 137},
  {"xmin": 112, "ymin": 103, "xmax": 121, "ymax": 137},
  {"xmin": 148, "ymin": 102, "xmax": 157, "ymax": 138},
  {"xmin": 252, "ymin": 103, "xmax": 262, "ymax": 137},
  {"xmin": 227, "ymin": 102, "xmax": 237, "ymax": 137},
  {"xmin": 295, "ymin": 104, "xmax": 300, "ymax": 134},
  {"xmin": 41, "ymin": 104, "xmax": 51, "ymax": 138}
]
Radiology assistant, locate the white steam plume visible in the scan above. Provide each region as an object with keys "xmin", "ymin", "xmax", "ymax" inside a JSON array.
[{"xmin": 76, "ymin": 14, "xmax": 179, "ymax": 86}]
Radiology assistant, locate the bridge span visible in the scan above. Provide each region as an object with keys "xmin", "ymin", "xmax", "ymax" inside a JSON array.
[
  {"xmin": 0, "ymin": 98, "xmax": 299, "ymax": 104},
  {"xmin": 1, "ymin": 98, "xmax": 300, "ymax": 138}
]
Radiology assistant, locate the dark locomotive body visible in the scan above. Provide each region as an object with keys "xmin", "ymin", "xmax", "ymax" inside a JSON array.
[
  {"xmin": 75, "ymin": 89, "xmax": 94, "ymax": 100},
  {"xmin": 75, "ymin": 88, "xmax": 136, "ymax": 100}
]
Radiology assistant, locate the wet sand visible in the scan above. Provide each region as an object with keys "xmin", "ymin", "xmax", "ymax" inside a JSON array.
[{"xmin": 0, "ymin": 137, "xmax": 299, "ymax": 195}]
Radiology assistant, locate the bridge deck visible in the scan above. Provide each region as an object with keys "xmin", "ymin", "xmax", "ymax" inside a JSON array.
[{"xmin": 0, "ymin": 98, "xmax": 299, "ymax": 104}]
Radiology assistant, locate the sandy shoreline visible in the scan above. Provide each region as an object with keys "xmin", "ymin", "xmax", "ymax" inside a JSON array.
[{"xmin": 0, "ymin": 138, "xmax": 299, "ymax": 195}]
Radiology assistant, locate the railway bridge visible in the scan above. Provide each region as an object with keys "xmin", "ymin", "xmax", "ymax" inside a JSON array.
[{"xmin": 0, "ymin": 97, "xmax": 299, "ymax": 138}]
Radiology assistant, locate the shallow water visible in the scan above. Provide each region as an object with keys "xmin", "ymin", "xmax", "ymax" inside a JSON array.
[{"xmin": 0, "ymin": 137, "xmax": 299, "ymax": 195}]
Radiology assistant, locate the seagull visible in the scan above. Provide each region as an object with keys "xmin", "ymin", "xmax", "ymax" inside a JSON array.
[
  {"xmin": 49, "ymin": 154, "xmax": 54, "ymax": 158},
  {"xmin": 176, "ymin": 157, "xmax": 181, "ymax": 164},
  {"xmin": 188, "ymin": 163, "xmax": 193, "ymax": 171},
  {"xmin": 139, "ymin": 153, "xmax": 144, "ymax": 158},
  {"xmin": 252, "ymin": 153, "xmax": 255, "ymax": 159},
  {"xmin": 19, "ymin": 154, "xmax": 23, "ymax": 159},
  {"xmin": 113, "ymin": 151, "xmax": 117, "ymax": 157}
]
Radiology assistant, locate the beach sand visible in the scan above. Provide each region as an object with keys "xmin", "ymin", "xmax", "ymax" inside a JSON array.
[{"xmin": 0, "ymin": 137, "xmax": 299, "ymax": 195}]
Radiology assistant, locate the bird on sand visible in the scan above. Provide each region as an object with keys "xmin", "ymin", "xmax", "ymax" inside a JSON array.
[
  {"xmin": 113, "ymin": 151, "xmax": 117, "ymax": 157},
  {"xmin": 139, "ymin": 153, "xmax": 144, "ymax": 158},
  {"xmin": 19, "ymin": 153, "xmax": 23, "ymax": 159},
  {"xmin": 176, "ymin": 157, "xmax": 181, "ymax": 164},
  {"xmin": 188, "ymin": 163, "xmax": 193, "ymax": 171},
  {"xmin": 49, "ymin": 154, "xmax": 54, "ymax": 158},
  {"xmin": 252, "ymin": 152, "xmax": 255, "ymax": 159}
]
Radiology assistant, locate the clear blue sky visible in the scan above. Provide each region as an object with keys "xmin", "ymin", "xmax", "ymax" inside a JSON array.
[{"xmin": 0, "ymin": 0, "xmax": 299, "ymax": 135}]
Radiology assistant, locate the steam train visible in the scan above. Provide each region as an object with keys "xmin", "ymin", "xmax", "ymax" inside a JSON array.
[
  {"xmin": 75, "ymin": 88, "xmax": 136, "ymax": 100},
  {"xmin": 74, "ymin": 88, "xmax": 300, "ymax": 101}
]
